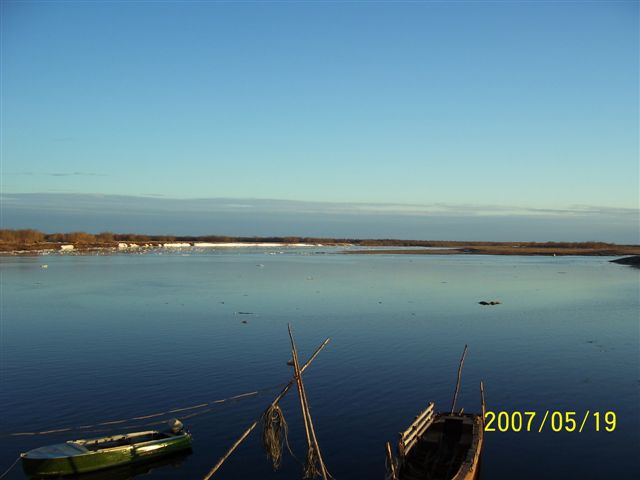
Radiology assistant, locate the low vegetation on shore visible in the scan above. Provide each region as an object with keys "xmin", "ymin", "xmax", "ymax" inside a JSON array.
[{"xmin": 1, "ymin": 229, "xmax": 638, "ymax": 256}]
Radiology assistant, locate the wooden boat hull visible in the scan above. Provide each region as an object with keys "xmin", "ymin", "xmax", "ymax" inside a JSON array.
[
  {"xmin": 451, "ymin": 414, "xmax": 482, "ymax": 480},
  {"xmin": 390, "ymin": 348, "xmax": 485, "ymax": 480},
  {"xmin": 399, "ymin": 413, "xmax": 483, "ymax": 480},
  {"xmin": 21, "ymin": 431, "xmax": 192, "ymax": 477}
]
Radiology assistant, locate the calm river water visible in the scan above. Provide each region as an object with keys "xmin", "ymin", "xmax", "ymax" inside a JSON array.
[{"xmin": 1, "ymin": 249, "xmax": 638, "ymax": 479}]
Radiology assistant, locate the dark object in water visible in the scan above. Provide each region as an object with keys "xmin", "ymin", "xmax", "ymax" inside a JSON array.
[
  {"xmin": 478, "ymin": 300, "xmax": 500, "ymax": 306},
  {"xmin": 610, "ymin": 256, "xmax": 640, "ymax": 268},
  {"xmin": 21, "ymin": 420, "xmax": 192, "ymax": 477}
]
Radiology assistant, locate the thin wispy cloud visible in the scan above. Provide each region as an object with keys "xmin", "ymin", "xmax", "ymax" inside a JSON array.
[
  {"xmin": 6, "ymin": 172, "xmax": 108, "ymax": 177},
  {"xmin": 48, "ymin": 172, "xmax": 108, "ymax": 177},
  {"xmin": 2, "ymin": 193, "xmax": 637, "ymax": 219}
]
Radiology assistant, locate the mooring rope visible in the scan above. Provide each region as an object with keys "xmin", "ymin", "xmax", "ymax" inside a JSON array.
[
  {"xmin": 2, "ymin": 383, "xmax": 285, "ymax": 438},
  {"xmin": 0, "ymin": 456, "xmax": 20, "ymax": 479},
  {"xmin": 19, "ymin": 405, "xmax": 219, "ymax": 439}
]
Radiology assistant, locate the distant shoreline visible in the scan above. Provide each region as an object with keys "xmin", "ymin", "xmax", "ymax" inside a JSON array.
[
  {"xmin": 1, "ymin": 241, "xmax": 639, "ymax": 258},
  {"xmin": 2, "ymin": 228, "xmax": 639, "ymax": 257},
  {"xmin": 342, "ymin": 246, "xmax": 640, "ymax": 256}
]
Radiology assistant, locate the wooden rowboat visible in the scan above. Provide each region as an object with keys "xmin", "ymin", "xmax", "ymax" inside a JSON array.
[
  {"xmin": 21, "ymin": 420, "xmax": 192, "ymax": 478},
  {"xmin": 386, "ymin": 346, "xmax": 485, "ymax": 480},
  {"xmin": 393, "ymin": 403, "xmax": 483, "ymax": 480}
]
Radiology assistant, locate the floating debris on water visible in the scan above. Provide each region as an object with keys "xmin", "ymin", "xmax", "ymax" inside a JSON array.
[{"xmin": 478, "ymin": 300, "xmax": 501, "ymax": 306}]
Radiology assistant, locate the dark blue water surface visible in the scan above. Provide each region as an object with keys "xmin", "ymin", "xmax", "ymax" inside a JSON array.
[{"xmin": 1, "ymin": 249, "xmax": 638, "ymax": 479}]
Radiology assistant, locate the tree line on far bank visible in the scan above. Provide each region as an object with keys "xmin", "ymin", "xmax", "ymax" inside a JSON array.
[
  {"xmin": 0, "ymin": 229, "xmax": 625, "ymax": 249},
  {"xmin": 0, "ymin": 229, "xmax": 178, "ymax": 244}
]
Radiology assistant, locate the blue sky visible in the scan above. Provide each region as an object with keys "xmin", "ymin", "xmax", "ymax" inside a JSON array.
[{"xmin": 1, "ymin": 1, "xmax": 638, "ymax": 240}]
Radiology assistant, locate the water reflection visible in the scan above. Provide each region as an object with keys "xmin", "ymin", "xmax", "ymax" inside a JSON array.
[
  {"xmin": 1, "ymin": 252, "xmax": 638, "ymax": 479},
  {"xmin": 28, "ymin": 451, "xmax": 192, "ymax": 480}
]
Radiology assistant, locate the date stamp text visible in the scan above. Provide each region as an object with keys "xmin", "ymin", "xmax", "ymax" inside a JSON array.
[{"xmin": 484, "ymin": 411, "xmax": 616, "ymax": 433}]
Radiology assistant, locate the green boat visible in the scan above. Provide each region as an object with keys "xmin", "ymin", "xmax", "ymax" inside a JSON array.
[{"xmin": 21, "ymin": 420, "xmax": 192, "ymax": 478}]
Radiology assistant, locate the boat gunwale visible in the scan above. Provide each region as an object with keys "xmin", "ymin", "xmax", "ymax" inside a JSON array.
[
  {"xmin": 73, "ymin": 430, "xmax": 161, "ymax": 445},
  {"xmin": 21, "ymin": 432, "xmax": 191, "ymax": 460},
  {"xmin": 77, "ymin": 432, "xmax": 190, "ymax": 452}
]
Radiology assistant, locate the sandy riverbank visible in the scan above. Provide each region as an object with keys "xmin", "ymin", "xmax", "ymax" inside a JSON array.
[
  {"xmin": 0, "ymin": 241, "xmax": 332, "ymax": 255},
  {"xmin": 2, "ymin": 242, "xmax": 639, "ymax": 257}
]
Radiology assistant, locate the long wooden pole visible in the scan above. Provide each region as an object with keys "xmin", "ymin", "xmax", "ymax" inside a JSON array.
[
  {"xmin": 288, "ymin": 324, "xmax": 329, "ymax": 480},
  {"xmin": 385, "ymin": 441, "xmax": 398, "ymax": 480},
  {"xmin": 289, "ymin": 326, "xmax": 314, "ymax": 451},
  {"xmin": 202, "ymin": 337, "xmax": 331, "ymax": 480},
  {"xmin": 480, "ymin": 380, "xmax": 486, "ymax": 424},
  {"xmin": 450, "ymin": 344, "xmax": 468, "ymax": 414}
]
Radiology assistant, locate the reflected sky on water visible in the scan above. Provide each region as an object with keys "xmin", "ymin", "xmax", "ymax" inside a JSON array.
[{"xmin": 1, "ymin": 250, "xmax": 638, "ymax": 479}]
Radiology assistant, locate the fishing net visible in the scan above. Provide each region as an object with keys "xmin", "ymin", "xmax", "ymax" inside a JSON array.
[{"xmin": 261, "ymin": 404, "xmax": 290, "ymax": 470}]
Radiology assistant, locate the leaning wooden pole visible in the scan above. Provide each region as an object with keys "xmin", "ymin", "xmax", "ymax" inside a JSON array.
[
  {"xmin": 299, "ymin": 350, "xmax": 330, "ymax": 479},
  {"xmin": 288, "ymin": 324, "xmax": 329, "ymax": 480},
  {"xmin": 385, "ymin": 441, "xmax": 399, "ymax": 480},
  {"xmin": 480, "ymin": 380, "xmax": 486, "ymax": 424},
  {"xmin": 289, "ymin": 327, "xmax": 314, "ymax": 452},
  {"xmin": 450, "ymin": 344, "xmax": 468, "ymax": 413},
  {"xmin": 202, "ymin": 337, "xmax": 331, "ymax": 480}
]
